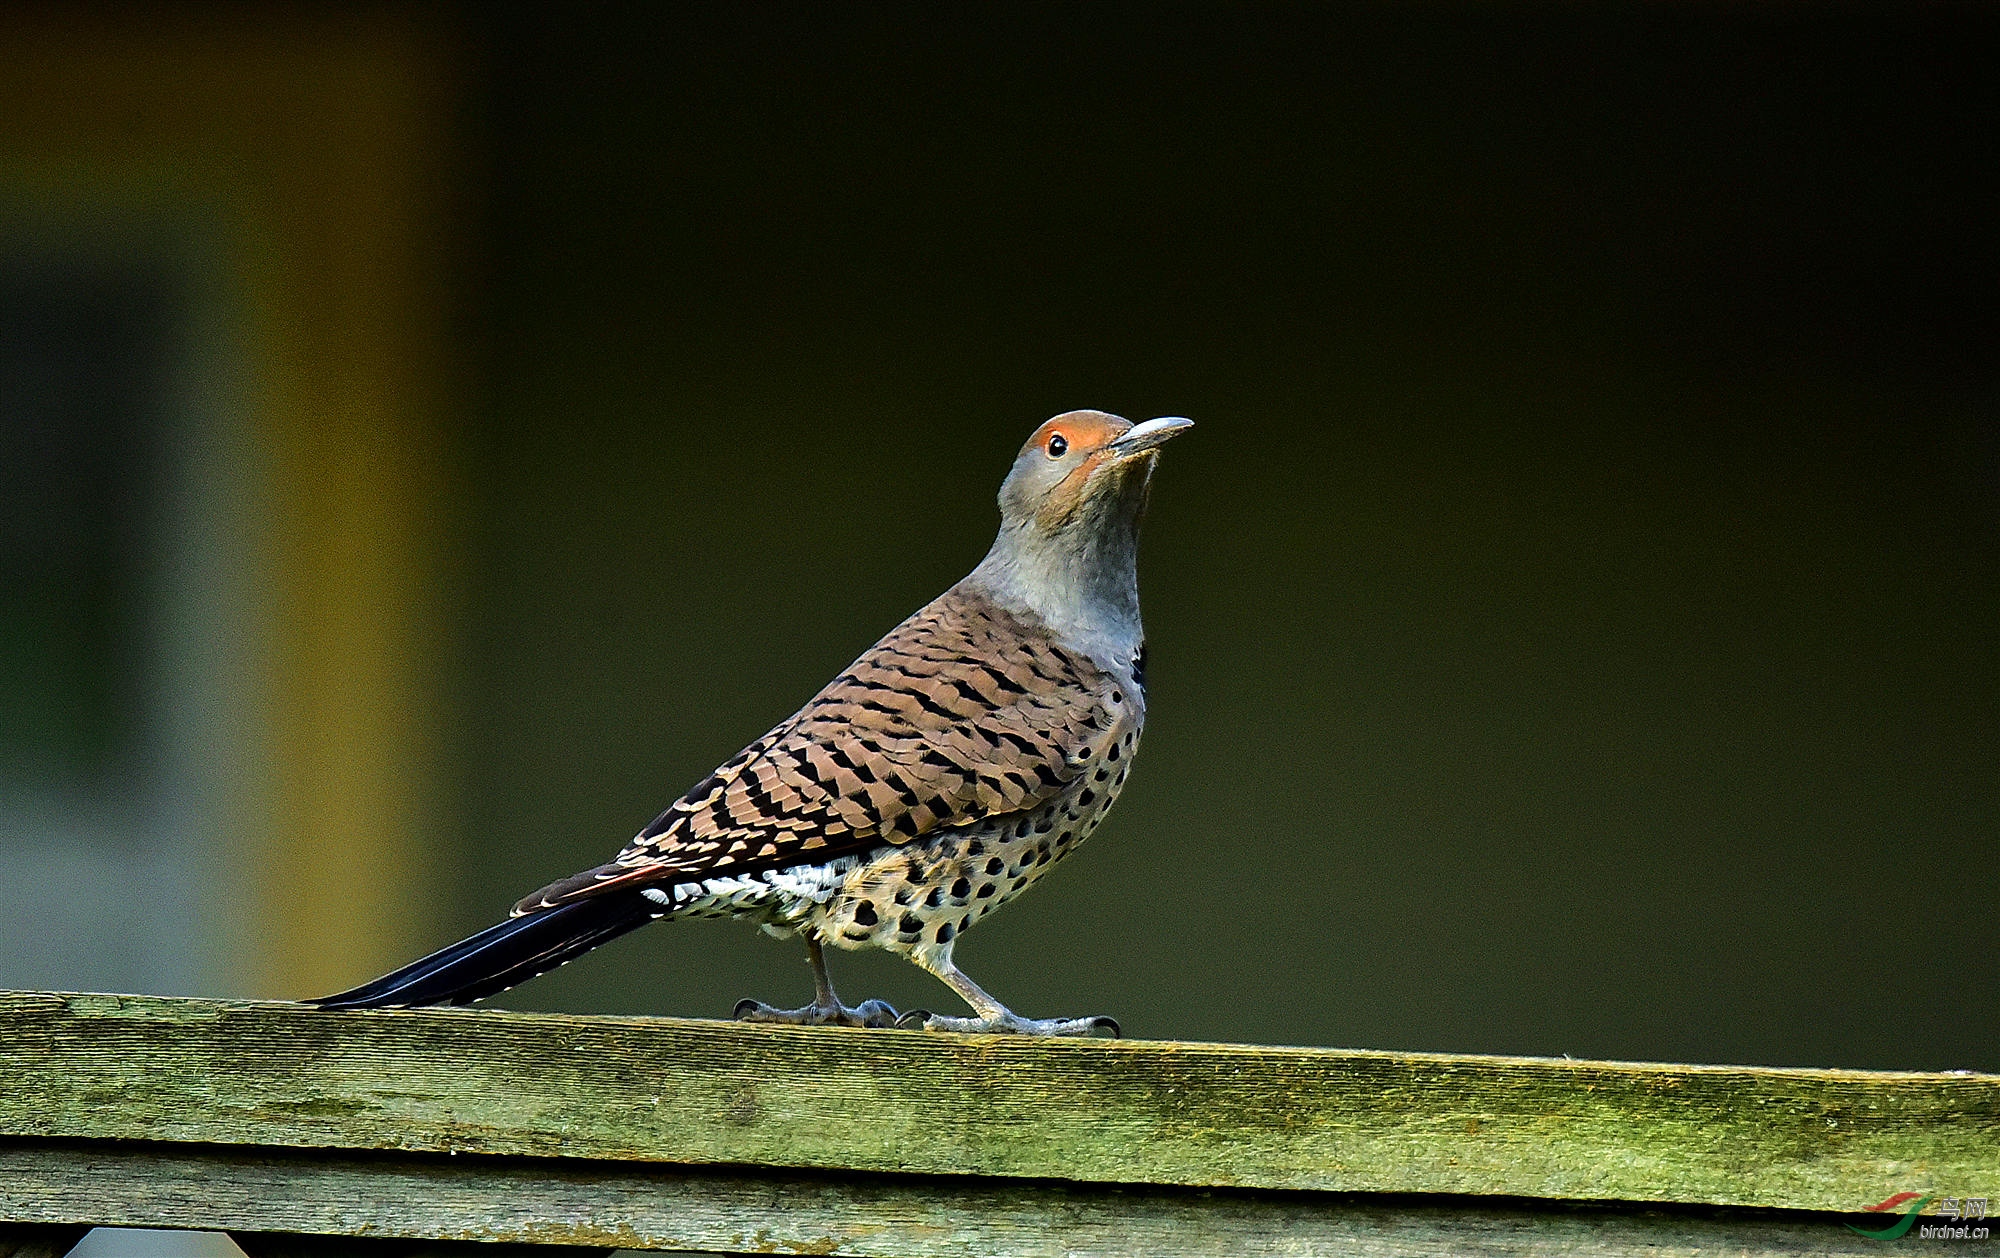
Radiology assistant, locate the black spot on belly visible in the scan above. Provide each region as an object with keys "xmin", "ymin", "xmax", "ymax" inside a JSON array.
[
  {"xmin": 893, "ymin": 888, "xmax": 914, "ymax": 906},
  {"xmin": 899, "ymin": 913, "xmax": 923, "ymax": 936},
  {"xmin": 852, "ymin": 901, "xmax": 878, "ymax": 926},
  {"xmin": 924, "ymin": 886, "xmax": 944, "ymax": 909},
  {"xmin": 1035, "ymin": 816, "xmax": 1055, "ymax": 834},
  {"xmin": 985, "ymin": 857, "xmax": 1004, "ymax": 875},
  {"xmin": 976, "ymin": 882, "xmax": 996, "ymax": 898},
  {"xmin": 842, "ymin": 929, "xmax": 873, "ymax": 942},
  {"xmin": 1107, "ymin": 742, "xmax": 1120, "ymax": 762},
  {"xmin": 935, "ymin": 922, "xmax": 955, "ymax": 944},
  {"xmin": 951, "ymin": 877, "xmax": 971, "ymax": 899},
  {"xmin": 1094, "ymin": 767, "xmax": 1110, "ymax": 782},
  {"xmin": 1078, "ymin": 789, "xmax": 1095, "ymax": 807}
]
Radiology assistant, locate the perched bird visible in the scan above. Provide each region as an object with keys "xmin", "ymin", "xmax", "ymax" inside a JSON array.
[{"xmin": 316, "ymin": 410, "xmax": 1191, "ymax": 1035}]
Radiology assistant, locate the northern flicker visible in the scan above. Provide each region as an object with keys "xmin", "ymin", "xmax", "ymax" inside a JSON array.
[{"xmin": 316, "ymin": 410, "xmax": 1191, "ymax": 1035}]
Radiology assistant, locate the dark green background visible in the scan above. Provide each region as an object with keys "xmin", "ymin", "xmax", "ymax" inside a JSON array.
[{"xmin": 436, "ymin": 6, "xmax": 1997, "ymax": 1070}]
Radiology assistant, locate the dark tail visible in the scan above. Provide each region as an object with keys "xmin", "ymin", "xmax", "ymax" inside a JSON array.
[{"xmin": 311, "ymin": 890, "xmax": 660, "ymax": 1009}]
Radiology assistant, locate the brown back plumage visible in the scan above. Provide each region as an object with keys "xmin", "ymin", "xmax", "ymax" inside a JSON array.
[{"xmin": 515, "ymin": 586, "xmax": 1136, "ymax": 913}]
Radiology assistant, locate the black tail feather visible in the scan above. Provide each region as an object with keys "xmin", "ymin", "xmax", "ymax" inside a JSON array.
[{"xmin": 311, "ymin": 891, "xmax": 660, "ymax": 1010}]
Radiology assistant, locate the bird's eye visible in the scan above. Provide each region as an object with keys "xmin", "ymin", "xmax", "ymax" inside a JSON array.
[{"xmin": 1047, "ymin": 434, "xmax": 1068, "ymax": 458}]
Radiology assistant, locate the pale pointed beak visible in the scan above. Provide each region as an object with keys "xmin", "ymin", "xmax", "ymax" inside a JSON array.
[{"xmin": 1108, "ymin": 416, "xmax": 1194, "ymax": 459}]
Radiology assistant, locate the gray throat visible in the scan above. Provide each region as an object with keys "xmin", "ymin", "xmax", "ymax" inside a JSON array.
[{"xmin": 964, "ymin": 484, "xmax": 1149, "ymax": 675}]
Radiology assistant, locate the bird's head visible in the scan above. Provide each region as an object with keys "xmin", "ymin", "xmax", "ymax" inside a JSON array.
[
  {"xmin": 975, "ymin": 410, "xmax": 1192, "ymax": 662},
  {"xmin": 996, "ymin": 410, "xmax": 1194, "ymax": 536}
]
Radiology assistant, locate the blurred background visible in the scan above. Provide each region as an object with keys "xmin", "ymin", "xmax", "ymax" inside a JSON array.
[{"xmin": 3, "ymin": 4, "xmax": 1995, "ymax": 1085}]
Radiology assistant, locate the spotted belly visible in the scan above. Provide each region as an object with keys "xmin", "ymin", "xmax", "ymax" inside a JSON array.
[{"xmin": 807, "ymin": 724, "xmax": 1138, "ymax": 957}]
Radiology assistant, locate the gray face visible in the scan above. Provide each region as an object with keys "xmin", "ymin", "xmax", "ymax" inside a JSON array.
[
  {"xmin": 994, "ymin": 410, "xmax": 1137, "ymax": 532},
  {"xmin": 995, "ymin": 410, "xmax": 1192, "ymax": 538},
  {"xmin": 973, "ymin": 411, "xmax": 1192, "ymax": 669}
]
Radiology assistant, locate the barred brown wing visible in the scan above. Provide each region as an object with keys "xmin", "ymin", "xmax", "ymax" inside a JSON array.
[{"xmin": 514, "ymin": 588, "xmax": 1133, "ymax": 913}]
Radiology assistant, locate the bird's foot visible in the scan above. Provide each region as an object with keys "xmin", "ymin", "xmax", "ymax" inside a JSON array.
[
  {"xmin": 732, "ymin": 997, "xmax": 901, "ymax": 1029},
  {"xmin": 894, "ymin": 1009, "xmax": 1120, "ymax": 1038}
]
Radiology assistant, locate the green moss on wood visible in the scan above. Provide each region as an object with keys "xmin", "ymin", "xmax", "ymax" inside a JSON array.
[
  {"xmin": 0, "ymin": 1142, "xmax": 1914, "ymax": 1258},
  {"xmin": 1, "ymin": 989, "xmax": 1993, "ymax": 1213}
]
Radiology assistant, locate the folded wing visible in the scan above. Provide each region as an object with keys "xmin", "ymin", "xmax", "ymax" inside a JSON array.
[{"xmin": 515, "ymin": 588, "xmax": 1130, "ymax": 914}]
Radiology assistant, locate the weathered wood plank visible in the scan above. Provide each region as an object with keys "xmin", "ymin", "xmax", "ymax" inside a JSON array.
[
  {"xmin": 2, "ymin": 990, "xmax": 1993, "ymax": 1212},
  {"xmin": 0, "ymin": 1140, "xmax": 1908, "ymax": 1257}
]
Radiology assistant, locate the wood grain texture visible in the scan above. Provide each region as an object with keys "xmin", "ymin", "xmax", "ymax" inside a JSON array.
[
  {"xmin": 0, "ymin": 1142, "xmax": 1907, "ymax": 1258},
  {"xmin": 1, "ymin": 990, "xmax": 1993, "ymax": 1214}
]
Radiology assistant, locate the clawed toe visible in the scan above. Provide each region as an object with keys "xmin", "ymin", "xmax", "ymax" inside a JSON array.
[
  {"xmin": 732, "ymin": 997, "xmax": 900, "ymax": 1029},
  {"xmin": 896, "ymin": 1009, "xmax": 1120, "ymax": 1037},
  {"xmin": 849, "ymin": 999, "xmax": 901, "ymax": 1028}
]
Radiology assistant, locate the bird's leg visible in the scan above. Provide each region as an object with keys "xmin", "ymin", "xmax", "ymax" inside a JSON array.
[
  {"xmin": 733, "ymin": 935, "xmax": 899, "ymax": 1029},
  {"xmin": 896, "ymin": 953, "xmax": 1119, "ymax": 1037}
]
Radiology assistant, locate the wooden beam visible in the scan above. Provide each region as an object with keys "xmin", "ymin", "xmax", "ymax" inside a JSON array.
[
  {"xmin": 0, "ymin": 1141, "xmax": 1905, "ymax": 1258},
  {"xmin": 3, "ymin": 990, "xmax": 1993, "ymax": 1213}
]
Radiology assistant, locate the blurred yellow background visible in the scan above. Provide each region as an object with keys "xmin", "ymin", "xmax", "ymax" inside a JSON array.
[
  {"xmin": 2, "ymin": 6, "xmax": 1994, "ymax": 1074},
  {"xmin": 1, "ymin": 12, "xmax": 453, "ymax": 999}
]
